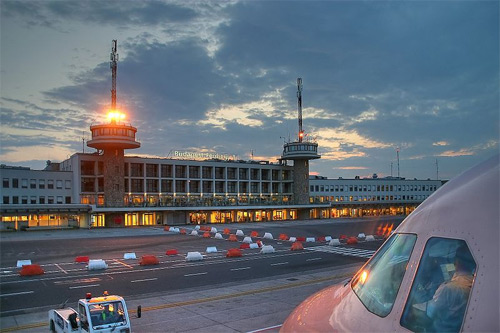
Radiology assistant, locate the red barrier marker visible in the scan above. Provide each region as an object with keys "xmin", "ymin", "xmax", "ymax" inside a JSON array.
[
  {"xmin": 226, "ymin": 248, "xmax": 243, "ymax": 257},
  {"xmin": 140, "ymin": 255, "xmax": 159, "ymax": 266},
  {"xmin": 166, "ymin": 249, "xmax": 178, "ymax": 255},
  {"xmin": 75, "ymin": 256, "xmax": 89, "ymax": 263},
  {"xmin": 346, "ymin": 237, "xmax": 358, "ymax": 245},
  {"xmin": 291, "ymin": 242, "xmax": 304, "ymax": 251},
  {"xmin": 279, "ymin": 234, "xmax": 289, "ymax": 241},
  {"xmin": 19, "ymin": 264, "xmax": 44, "ymax": 276}
]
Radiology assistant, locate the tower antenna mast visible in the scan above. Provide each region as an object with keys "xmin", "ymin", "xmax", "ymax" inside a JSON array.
[
  {"xmin": 110, "ymin": 40, "xmax": 119, "ymax": 114},
  {"xmin": 297, "ymin": 78, "xmax": 304, "ymax": 142}
]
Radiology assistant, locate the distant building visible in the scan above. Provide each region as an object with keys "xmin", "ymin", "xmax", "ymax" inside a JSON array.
[{"xmin": 309, "ymin": 175, "xmax": 444, "ymax": 218}]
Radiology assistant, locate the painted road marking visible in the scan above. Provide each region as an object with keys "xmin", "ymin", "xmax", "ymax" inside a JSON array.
[
  {"xmin": 54, "ymin": 277, "xmax": 101, "ymax": 285},
  {"xmin": 0, "ymin": 291, "xmax": 34, "ymax": 297},
  {"xmin": 230, "ymin": 266, "xmax": 251, "ymax": 271},
  {"xmin": 184, "ymin": 272, "xmax": 208, "ymax": 277},
  {"xmin": 306, "ymin": 245, "xmax": 375, "ymax": 258},
  {"xmin": 55, "ymin": 263, "xmax": 68, "ymax": 274},
  {"xmin": 306, "ymin": 257, "xmax": 322, "ymax": 262},
  {"xmin": 69, "ymin": 284, "xmax": 100, "ymax": 289},
  {"xmin": 114, "ymin": 259, "xmax": 134, "ymax": 269},
  {"xmin": 271, "ymin": 262, "xmax": 288, "ymax": 266},
  {"xmin": 247, "ymin": 324, "xmax": 283, "ymax": 333},
  {"xmin": 131, "ymin": 278, "xmax": 158, "ymax": 283}
]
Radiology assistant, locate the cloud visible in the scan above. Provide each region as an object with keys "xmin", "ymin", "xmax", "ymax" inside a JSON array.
[
  {"xmin": 0, "ymin": 144, "xmax": 74, "ymax": 163},
  {"xmin": 334, "ymin": 166, "xmax": 369, "ymax": 170},
  {"xmin": 1, "ymin": 0, "xmax": 498, "ymax": 181},
  {"xmin": 436, "ymin": 141, "xmax": 498, "ymax": 157},
  {"xmin": 433, "ymin": 141, "xmax": 450, "ymax": 147},
  {"xmin": 1, "ymin": 1, "xmax": 198, "ymax": 29}
]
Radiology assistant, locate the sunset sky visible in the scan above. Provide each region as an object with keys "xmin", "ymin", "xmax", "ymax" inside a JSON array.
[{"xmin": 1, "ymin": 0, "xmax": 498, "ymax": 180}]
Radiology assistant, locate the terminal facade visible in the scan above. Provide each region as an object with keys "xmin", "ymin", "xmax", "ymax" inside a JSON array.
[{"xmin": 0, "ymin": 154, "xmax": 443, "ymax": 230}]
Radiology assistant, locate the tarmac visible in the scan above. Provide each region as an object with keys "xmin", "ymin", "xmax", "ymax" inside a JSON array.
[
  {"xmin": 0, "ymin": 220, "xmax": 372, "ymax": 332},
  {"xmin": 1, "ymin": 261, "xmax": 360, "ymax": 332}
]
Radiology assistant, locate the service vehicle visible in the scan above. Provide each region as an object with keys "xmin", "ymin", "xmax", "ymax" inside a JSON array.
[{"xmin": 49, "ymin": 291, "xmax": 133, "ymax": 333}]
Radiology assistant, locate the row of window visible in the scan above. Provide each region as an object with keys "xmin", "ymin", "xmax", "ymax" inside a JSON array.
[
  {"xmin": 126, "ymin": 163, "xmax": 290, "ymax": 180},
  {"xmin": 2, "ymin": 178, "xmax": 71, "ymax": 190},
  {"xmin": 2, "ymin": 196, "xmax": 72, "ymax": 204},
  {"xmin": 310, "ymin": 184, "xmax": 438, "ymax": 193},
  {"xmin": 80, "ymin": 178, "xmax": 293, "ymax": 194},
  {"xmin": 283, "ymin": 143, "xmax": 318, "ymax": 153},
  {"xmin": 91, "ymin": 127, "xmax": 135, "ymax": 138},
  {"xmin": 313, "ymin": 194, "xmax": 430, "ymax": 202},
  {"xmin": 80, "ymin": 161, "xmax": 291, "ymax": 180}
]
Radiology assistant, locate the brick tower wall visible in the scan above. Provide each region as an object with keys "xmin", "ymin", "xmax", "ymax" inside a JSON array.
[
  {"xmin": 293, "ymin": 159, "xmax": 310, "ymax": 205},
  {"xmin": 103, "ymin": 148, "xmax": 125, "ymax": 207}
]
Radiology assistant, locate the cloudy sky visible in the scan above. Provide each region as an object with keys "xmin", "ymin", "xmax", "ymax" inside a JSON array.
[{"xmin": 1, "ymin": 0, "xmax": 498, "ymax": 180}]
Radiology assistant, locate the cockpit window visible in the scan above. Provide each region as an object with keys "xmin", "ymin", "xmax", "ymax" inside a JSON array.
[
  {"xmin": 400, "ymin": 237, "xmax": 476, "ymax": 332},
  {"xmin": 352, "ymin": 233, "xmax": 417, "ymax": 317}
]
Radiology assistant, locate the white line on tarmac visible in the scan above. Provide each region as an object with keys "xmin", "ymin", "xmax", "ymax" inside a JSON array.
[
  {"xmin": 0, "ymin": 291, "xmax": 34, "ymax": 297},
  {"xmin": 230, "ymin": 266, "xmax": 251, "ymax": 271},
  {"xmin": 184, "ymin": 272, "xmax": 207, "ymax": 277},
  {"xmin": 55, "ymin": 263, "xmax": 68, "ymax": 274},
  {"xmin": 247, "ymin": 324, "xmax": 283, "ymax": 333},
  {"xmin": 270, "ymin": 262, "xmax": 288, "ymax": 266},
  {"xmin": 306, "ymin": 257, "xmax": 322, "ymax": 261},
  {"xmin": 69, "ymin": 284, "xmax": 100, "ymax": 289},
  {"xmin": 131, "ymin": 278, "xmax": 158, "ymax": 283}
]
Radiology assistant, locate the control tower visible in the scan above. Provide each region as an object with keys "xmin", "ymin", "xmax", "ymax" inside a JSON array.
[
  {"xmin": 87, "ymin": 40, "xmax": 140, "ymax": 209},
  {"xmin": 281, "ymin": 78, "xmax": 320, "ymax": 207}
]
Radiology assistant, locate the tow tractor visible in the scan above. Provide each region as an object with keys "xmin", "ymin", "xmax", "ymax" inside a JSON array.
[{"xmin": 49, "ymin": 291, "xmax": 136, "ymax": 333}]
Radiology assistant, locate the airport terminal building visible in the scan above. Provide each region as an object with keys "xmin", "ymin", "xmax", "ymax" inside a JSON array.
[
  {"xmin": 0, "ymin": 121, "xmax": 443, "ymax": 230},
  {"xmin": 0, "ymin": 68, "xmax": 443, "ymax": 230}
]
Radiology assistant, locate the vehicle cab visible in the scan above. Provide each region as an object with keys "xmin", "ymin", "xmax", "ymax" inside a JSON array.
[{"xmin": 78, "ymin": 293, "xmax": 130, "ymax": 333}]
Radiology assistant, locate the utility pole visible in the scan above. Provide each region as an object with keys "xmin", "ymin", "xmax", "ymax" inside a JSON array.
[
  {"xmin": 396, "ymin": 147, "xmax": 400, "ymax": 178},
  {"xmin": 110, "ymin": 40, "xmax": 118, "ymax": 114},
  {"xmin": 436, "ymin": 158, "xmax": 439, "ymax": 180}
]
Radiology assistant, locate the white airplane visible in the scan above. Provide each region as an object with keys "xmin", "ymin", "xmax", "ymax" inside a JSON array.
[{"xmin": 282, "ymin": 154, "xmax": 499, "ymax": 332}]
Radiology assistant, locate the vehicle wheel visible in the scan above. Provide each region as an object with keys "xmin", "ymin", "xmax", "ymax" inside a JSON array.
[{"xmin": 49, "ymin": 320, "xmax": 55, "ymax": 332}]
